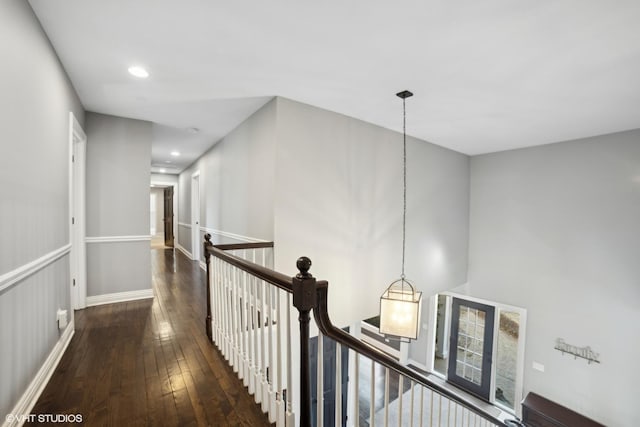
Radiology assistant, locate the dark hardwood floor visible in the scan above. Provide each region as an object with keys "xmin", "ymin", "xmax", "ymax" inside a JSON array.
[{"xmin": 29, "ymin": 249, "xmax": 272, "ymax": 426}]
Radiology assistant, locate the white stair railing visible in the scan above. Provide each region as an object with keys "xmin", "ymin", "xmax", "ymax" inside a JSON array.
[{"xmin": 206, "ymin": 241, "xmax": 294, "ymax": 427}]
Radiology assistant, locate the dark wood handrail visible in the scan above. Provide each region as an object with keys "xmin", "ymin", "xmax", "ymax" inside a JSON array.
[
  {"xmin": 313, "ymin": 283, "xmax": 508, "ymax": 426},
  {"xmin": 204, "ymin": 237, "xmax": 292, "ymax": 292},
  {"xmin": 203, "ymin": 235, "xmax": 508, "ymax": 426},
  {"xmin": 213, "ymin": 241, "xmax": 274, "ymax": 251}
]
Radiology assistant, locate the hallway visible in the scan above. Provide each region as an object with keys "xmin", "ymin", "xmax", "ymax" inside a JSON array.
[{"xmin": 28, "ymin": 249, "xmax": 272, "ymax": 426}]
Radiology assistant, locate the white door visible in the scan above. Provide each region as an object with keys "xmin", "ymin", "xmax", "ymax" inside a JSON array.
[
  {"xmin": 191, "ymin": 172, "xmax": 201, "ymax": 261},
  {"xmin": 69, "ymin": 112, "xmax": 87, "ymax": 311}
]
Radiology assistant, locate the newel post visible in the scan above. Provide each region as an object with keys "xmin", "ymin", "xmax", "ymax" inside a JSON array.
[
  {"xmin": 292, "ymin": 256, "xmax": 316, "ymax": 427},
  {"xmin": 204, "ymin": 233, "xmax": 213, "ymax": 341}
]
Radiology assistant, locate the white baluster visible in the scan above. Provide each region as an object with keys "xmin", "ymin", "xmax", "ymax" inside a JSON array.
[
  {"xmin": 409, "ymin": 380, "xmax": 414, "ymax": 427},
  {"xmin": 222, "ymin": 262, "xmax": 230, "ymax": 360},
  {"xmin": 276, "ymin": 287, "xmax": 285, "ymax": 427},
  {"xmin": 317, "ymin": 331, "xmax": 324, "ymax": 427},
  {"xmin": 286, "ymin": 293, "xmax": 294, "ymax": 426},
  {"xmin": 217, "ymin": 258, "xmax": 224, "ymax": 350},
  {"xmin": 398, "ymin": 376, "xmax": 403, "ymax": 427},
  {"xmin": 227, "ymin": 262, "xmax": 234, "ymax": 365},
  {"xmin": 421, "ymin": 386, "xmax": 425, "ymax": 427},
  {"xmin": 251, "ymin": 251, "xmax": 261, "ymax": 403},
  {"xmin": 384, "ymin": 368, "xmax": 389, "ymax": 427},
  {"xmin": 236, "ymin": 264, "xmax": 243, "ymax": 377},
  {"xmin": 370, "ymin": 360, "xmax": 375, "ymax": 427},
  {"xmin": 335, "ymin": 342, "xmax": 342, "ymax": 427},
  {"xmin": 232, "ymin": 260, "xmax": 239, "ymax": 374},
  {"xmin": 354, "ymin": 354, "xmax": 360, "ymax": 427},
  {"xmin": 241, "ymin": 269, "xmax": 249, "ymax": 385},
  {"xmin": 261, "ymin": 278, "xmax": 269, "ymax": 413},
  {"xmin": 267, "ymin": 283, "xmax": 276, "ymax": 422},
  {"xmin": 211, "ymin": 258, "xmax": 218, "ymax": 346}
]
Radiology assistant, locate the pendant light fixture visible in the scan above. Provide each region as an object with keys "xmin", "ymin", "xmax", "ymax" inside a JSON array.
[{"xmin": 379, "ymin": 90, "xmax": 422, "ymax": 341}]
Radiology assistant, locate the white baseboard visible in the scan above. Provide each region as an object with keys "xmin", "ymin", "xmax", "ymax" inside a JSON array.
[
  {"xmin": 199, "ymin": 260, "xmax": 206, "ymax": 271},
  {"xmin": 3, "ymin": 321, "xmax": 75, "ymax": 427},
  {"xmin": 175, "ymin": 243, "xmax": 192, "ymax": 259},
  {"xmin": 85, "ymin": 235, "xmax": 151, "ymax": 243},
  {"xmin": 86, "ymin": 288, "xmax": 154, "ymax": 307}
]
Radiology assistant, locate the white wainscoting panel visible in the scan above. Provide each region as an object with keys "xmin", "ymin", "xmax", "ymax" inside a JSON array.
[{"xmin": 3, "ymin": 321, "xmax": 75, "ymax": 427}]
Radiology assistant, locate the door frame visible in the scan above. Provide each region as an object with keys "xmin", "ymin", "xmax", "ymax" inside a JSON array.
[
  {"xmin": 69, "ymin": 112, "xmax": 87, "ymax": 311},
  {"xmin": 447, "ymin": 297, "xmax": 495, "ymax": 401},
  {"xmin": 150, "ymin": 179, "xmax": 178, "ymax": 248},
  {"xmin": 426, "ymin": 292, "xmax": 528, "ymax": 417},
  {"xmin": 191, "ymin": 171, "xmax": 201, "ymax": 261}
]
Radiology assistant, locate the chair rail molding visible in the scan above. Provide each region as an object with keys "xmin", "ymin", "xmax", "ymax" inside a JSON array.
[
  {"xmin": 200, "ymin": 227, "xmax": 269, "ymax": 244},
  {"xmin": 0, "ymin": 244, "xmax": 71, "ymax": 293},
  {"xmin": 85, "ymin": 235, "xmax": 151, "ymax": 243}
]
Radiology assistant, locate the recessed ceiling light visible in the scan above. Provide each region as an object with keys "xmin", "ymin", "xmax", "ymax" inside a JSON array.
[
  {"xmin": 128, "ymin": 66, "xmax": 149, "ymax": 78},
  {"xmin": 159, "ymin": 168, "xmax": 166, "ymax": 173},
  {"xmin": 170, "ymin": 151, "xmax": 180, "ymax": 157}
]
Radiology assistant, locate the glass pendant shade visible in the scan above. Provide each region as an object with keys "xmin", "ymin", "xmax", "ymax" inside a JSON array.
[{"xmin": 379, "ymin": 279, "xmax": 422, "ymax": 340}]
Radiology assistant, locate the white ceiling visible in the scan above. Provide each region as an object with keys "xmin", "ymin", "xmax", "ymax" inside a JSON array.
[{"xmin": 30, "ymin": 0, "xmax": 640, "ymax": 173}]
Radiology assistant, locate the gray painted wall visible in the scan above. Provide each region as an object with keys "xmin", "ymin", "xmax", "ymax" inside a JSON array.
[
  {"xmin": 178, "ymin": 96, "xmax": 470, "ymax": 364},
  {"xmin": 85, "ymin": 112, "xmax": 152, "ymax": 296},
  {"xmin": 274, "ymin": 98, "xmax": 470, "ymax": 351},
  {"xmin": 178, "ymin": 98, "xmax": 278, "ymax": 257},
  {"xmin": 468, "ymin": 130, "xmax": 640, "ymax": 426},
  {"xmin": 0, "ymin": 0, "xmax": 84, "ymax": 418}
]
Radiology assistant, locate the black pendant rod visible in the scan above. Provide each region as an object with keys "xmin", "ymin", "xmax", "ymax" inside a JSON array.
[{"xmin": 396, "ymin": 90, "xmax": 413, "ymax": 280}]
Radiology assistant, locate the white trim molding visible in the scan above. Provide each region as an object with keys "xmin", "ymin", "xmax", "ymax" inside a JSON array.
[
  {"xmin": 175, "ymin": 243, "xmax": 193, "ymax": 259},
  {"xmin": 3, "ymin": 320, "xmax": 75, "ymax": 427},
  {"xmin": 86, "ymin": 288, "xmax": 154, "ymax": 307},
  {"xmin": 0, "ymin": 244, "xmax": 71, "ymax": 294},
  {"xmin": 200, "ymin": 227, "xmax": 269, "ymax": 244},
  {"xmin": 178, "ymin": 222, "xmax": 192, "ymax": 229},
  {"xmin": 85, "ymin": 235, "xmax": 151, "ymax": 243}
]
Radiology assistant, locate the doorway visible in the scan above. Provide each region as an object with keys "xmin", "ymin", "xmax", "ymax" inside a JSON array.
[
  {"xmin": 191, "ymin": 172, "xmax": 201, "ymax": 262},
  {"xmin": 69, "ymin": 112, "xmax": 86, "ymax": 311},
  {"xmin": 447, "ymin": 298, "xmax": 495, "ymax": 401},
  {"xmin": 163, "ymin": 186, "xmax": 174, "ymax": 247},
  {"xmin": 309, "ymin": 329, "xmax": 350, "ymax": 427},
  {"xmin": 150, "ymin": 184, "xmax": 175, "ymax": 249}
]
